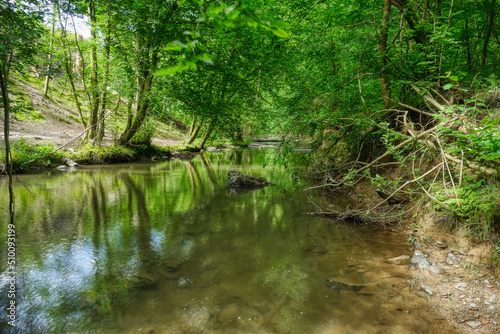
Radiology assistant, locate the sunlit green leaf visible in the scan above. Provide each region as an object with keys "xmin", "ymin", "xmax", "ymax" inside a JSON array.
[{"xmin": 271, "ymin": 27, "xmax": 288, "ymax": 38}]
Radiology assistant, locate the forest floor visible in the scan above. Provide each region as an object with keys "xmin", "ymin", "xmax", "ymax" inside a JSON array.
[{"xmin": 2, "ymin": 76, "xmax": 185, "ymax": 151}]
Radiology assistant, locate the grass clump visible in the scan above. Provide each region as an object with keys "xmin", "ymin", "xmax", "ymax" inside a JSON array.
[
  {"xmin": 0, "ymin": 138, "xmax": 62, "ymax": 172},
  {"xmin": 71, "ymin": 144, "xmax": 136, "ymax": 164}
]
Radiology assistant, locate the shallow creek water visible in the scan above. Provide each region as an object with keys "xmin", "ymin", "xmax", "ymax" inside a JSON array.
[{"xmin": 0, "ymin": 149, "xmax": 457, "ymax": 333}]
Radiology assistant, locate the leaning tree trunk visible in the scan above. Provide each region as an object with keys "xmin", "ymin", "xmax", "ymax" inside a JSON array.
[
  {"xmin": 117, "ymin": 75, "xmax": 153, "ymax": 146},
  {"xmin": 185, "ymin": 116, "xmax": 203, "ymax": 144},
  {"xmin": 198, "ymin": 121, "xmax": 215, "ymax": 150}
]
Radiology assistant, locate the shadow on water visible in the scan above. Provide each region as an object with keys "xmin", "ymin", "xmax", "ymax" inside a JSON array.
[{"xmin": 0, "ymin": 149, "xmax": 457, "ymax": 333}]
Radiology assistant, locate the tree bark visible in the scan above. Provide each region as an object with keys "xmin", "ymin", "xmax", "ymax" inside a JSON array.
[
  {"xmin": 43, "ymin": 8, "xmax": 56, "ymax": 97},
  {"xmin": 390, "ymin": 0, "xmax": 428, "ymax": 44},
  {"xmin": 58, "ymin": 22, "xmax": 87, "ymax": 130},
  {"xmin": 117, "ymin": 74, "xmax": 153, "ymax": 145},
  {"xmin": 185, "ymin": 118, "xmax": 203, "ymax": 144},
  {"xmin": 88, "ymin": 0, "xmax": 100, "ymax": 141},
  {"xmin": 198, "ymin": 121, "xmax": 215, "ymax": 149},
  {"xmin": 97, "ymin": 0, "xmax": 112, "ymax": 142},
  {"xmin": 482, "ymin": 0, "xmax": 497, "ymax": 68},
  {"xmin": 379, "ymin": 0, "xmax": 392, "ymax": 108}
]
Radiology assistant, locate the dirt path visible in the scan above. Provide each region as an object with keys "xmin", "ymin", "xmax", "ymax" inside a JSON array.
[{"xmin": 2, "ymin": 78, "xmax": 183, "ymax": 149}]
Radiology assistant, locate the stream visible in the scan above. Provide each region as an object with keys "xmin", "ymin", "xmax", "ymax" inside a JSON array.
[{"xmin": 0, "ymin": 149, "xmax": 455, "ymax": 333}]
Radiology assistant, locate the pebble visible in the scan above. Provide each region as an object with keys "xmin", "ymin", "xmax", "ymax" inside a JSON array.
[
  {"xmin": 446, "ymin": 253, "xmax": 460, "ymax": 265},
  {"xmin": 455, "ymin": 282, "xmax": 468, "ymax": 291},
  {"xmin": 466, "ymin": 321, "xmax": 482, "ymax": 329},
  {"xmin": 470, "ymin": 303, "xmax": 477, "ymax": 308},
  {"xmin": 429, "ymin": 265, "xmax": 442, "ymax": 277},
  {"xmin": 490, "ymin": 295, "xmax": 497, "ymax": 303},
  {"xmin": 420, "ymin": 285, "xmax": 434, "ymax": 295}
]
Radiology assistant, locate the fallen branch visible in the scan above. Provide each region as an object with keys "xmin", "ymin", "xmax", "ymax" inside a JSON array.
[{"xmin": 312, "ymin": 205, "xmax": 404, "ymax": 225}]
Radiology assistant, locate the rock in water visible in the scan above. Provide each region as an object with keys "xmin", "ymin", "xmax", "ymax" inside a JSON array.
[
  {"xmin": 226, "ymin": 170, "xmax": 275, "ymax": 188},
  {"xmin": 324, "ymin": 279, "xmax": 365, "ymax": 293},
  {"xmin": 62, "ymin": 156, "xmax": 78, "ymax": 167},
  {"xmin": 411, "ymin": 250, "xmax": 430, "ymax": 271}
]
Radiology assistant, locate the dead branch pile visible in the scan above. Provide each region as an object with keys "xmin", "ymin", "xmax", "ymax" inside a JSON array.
[{"xmin": 305, "ymin": 82, "xmax": 500, "ymax": 222}]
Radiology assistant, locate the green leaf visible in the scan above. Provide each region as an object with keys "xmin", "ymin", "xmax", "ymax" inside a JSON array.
[
  {"xmin": 198, "ymin": 54, "xmax": 214, "ymax": 65},
  {"xmin": 270, "ymin": 20, "xmax": 291, "ymax": 29},
  {"xmin": 271, "ymin": 27, "xmax": 288, "ymax": 38},
  {"xmin": 443, "ymin": 83, "xmax": 453, "ymax": 90},
  {"xmin": 483, "ymin": 152, "xmax": 500, "ymax": 161},
  {"xmin": 227, "ymin": 9, "xmax": 241, "ymax": 21},
  {"xmin": 246, "ymin": 19, "xmax": 258, "ymax": 28},
  {"xmin": 154, "ymin": 67, "xmax": 179, "ymax": 76}
]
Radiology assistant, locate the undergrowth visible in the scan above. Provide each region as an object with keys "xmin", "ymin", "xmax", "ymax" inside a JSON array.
[{"xmin": 0, "ymin": 138, "xmax": 62, "ymax": 172}]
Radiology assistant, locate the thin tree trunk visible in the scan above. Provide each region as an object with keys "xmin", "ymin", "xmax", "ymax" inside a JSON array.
[
  {"xmin": 117, "ymin": 74, "xmax": 153, "ymax": 145},
  {"xmin": 0, "ymin": 68, "xmax": 15, "ymax": 225},
  {"xmin": 379, "ymin": 0, "xmax": 392, "ymax": 108},
  {"xmin": 185, "ymin": 120, "xmax": 202, "ymax": 145},
  {"xmin": 58, "ymin": 23, "xmax": 87, "ymax": 130},
  {"xmin": 43, "ymin": 8, "xmax": 56, "ymax": 97},
  {"xmin": 187, "ymin": 114, "xmax": 196, "ymax": 137},
  {"xmin": 88, "ymin": 0, "xmax": 99, "ymax": 140},
  {"xmin": 390, "ymin": 0, "xmax": 427, "ymax": 44},
  {"xmin": 465, "ymin": 17, "xmax": 472, "ymax": 70},
  {"xmin": 437, "ymin": 0, "xmax": 455, "ymax": 85},
  {"xmin": 482, "ymin": 0, "xmax": 497, "ymax": 68},
  {"xmin": 97, "ymin": 0, "xmax": 112, "ymax": 142},
  {"xmin": 198, "ymin": 121, "xmax": 215, "ymax": 149}
]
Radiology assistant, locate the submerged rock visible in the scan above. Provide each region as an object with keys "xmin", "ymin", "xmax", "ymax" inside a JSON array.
[
  {"xmin": 226, "ymin": 170, "xmax": 275, "ymax": 188},
  {"xmin": 62, "ymin": 156, "xmax": 78, "ymax": 167},
  {"xmin": 411, "ymin": 250, "xmax": 430, "ymax": 271},
  {"xmin": 388, "ymin": 255, "xmax": 411, "ymax": 265},
  {"xmin": 172, "ymin": 151, "xmax": 195, "ymax": 160}
]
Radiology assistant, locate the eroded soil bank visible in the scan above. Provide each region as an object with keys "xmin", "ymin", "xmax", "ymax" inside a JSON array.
[{"xmin": 334, "ymin": 181, "xmax": 500, "ymax": 333}]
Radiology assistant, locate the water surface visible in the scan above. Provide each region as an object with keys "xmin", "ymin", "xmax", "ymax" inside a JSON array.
[{"xmin": 0, "ymin": 149, "xmax": 455, "ymax": 333}]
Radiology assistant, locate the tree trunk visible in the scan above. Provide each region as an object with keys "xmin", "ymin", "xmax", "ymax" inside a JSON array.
[
  {"xmin": 379, "ymin": 0, "xmax": 392, "ymax": 108},
  {"xmin": 97, "ymin": 0, "xmax": 112, "ymax": 142},
  {"xmin": 0, "ymin": 67, "xmax": 15, "ymax": 225},
  {"xmin": 465, "ymin": 18, "xmax": 472, "ymax": 70},
  {"xmin": 117, "ymin": 74, "xmax": 153, "ymax": 145},
  {"xmin": 58, "ymin": 24, "xmax": 87, "ymax": 130},
  {"xmin": 390, "ymin": 0, "xmax": 427, "ymax": 44},
  {"xmin": 198, "ymin": 121, "xmax": 215, "ymax": 149},
  {"xmin": 43, "ymin": 8, "xmax": 56, "ymax": 97},
  {"xmin": 88, "ymin": 0, "xmax": 100, "ymax": 140},
  {"xmin": 482, "ymin": 0, "xmax": 497, "ymax": 68},
  {"xmin": 185, "ymin": 116, "xmax": 203, "ymax": 145}
]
